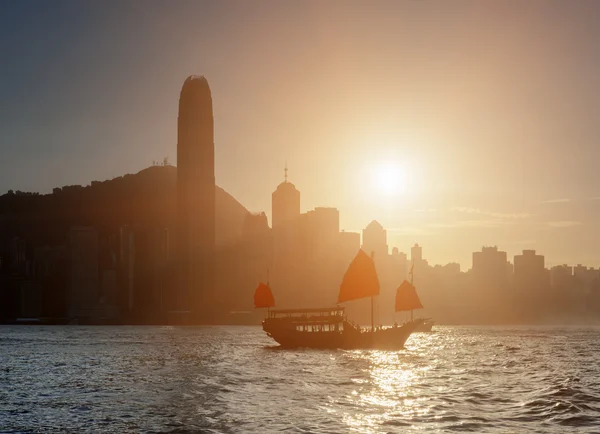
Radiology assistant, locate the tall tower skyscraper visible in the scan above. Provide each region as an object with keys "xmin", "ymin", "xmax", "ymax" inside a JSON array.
[{"xmin": 177, "ymin": 75, "xmax": 216, "ymax": 321}]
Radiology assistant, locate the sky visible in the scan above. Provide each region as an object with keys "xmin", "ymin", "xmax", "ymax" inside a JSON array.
[{"xmin": 2, "ymin": 0, "xmax": 600, "ymax": 268}]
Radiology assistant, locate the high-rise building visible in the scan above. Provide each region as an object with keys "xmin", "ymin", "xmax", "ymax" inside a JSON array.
[
  {"xmin": 339, "ymin": 231, "xmax": 361, "ymax": 263},
  {"xmin": 362, "ymin": 220, "xmax": 388, "ymax": 259},
  {"xmin": 272, "ymin": 166, "xmax": 300, "ymax": 229},
  {"xmin": 306, "ymin": 207, "xmax": 339, "ymax": 258},
  {"xmin": 68, "ymin": 227, "xmax": 99, "ymax": 319},
  {"xmin": 514, "ymin": 250, "xmax": 547, "ymax": 292},
  {"xmin": 272, "ymin": 166, "xmax": 301, "ymax": 258},
  {"xmin": 176, "ymin": 75, "xmax": 216, "ymax": 320},
  {"xmin": 411, "ymin": 244, "xmax": 422, "ymax": 263},
  {"xmin": 550, "ymin": 264, "xmax": 573, "ymax": 289},
  {"xmin": 472, "ymin": 246, "xmax": 509, "ymax": 292},
  {"xmin": 390, "ymin": 247, "xmax": 408, "ymax": 282},
  {"xmin": 573, "ymin": 264, "xmax": 600, "ymax": 293}
]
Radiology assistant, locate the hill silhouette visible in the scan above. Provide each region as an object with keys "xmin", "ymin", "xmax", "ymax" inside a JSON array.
[{"xmin": 0, "ymin": 165, "xmax": 251, "ymax": 247}]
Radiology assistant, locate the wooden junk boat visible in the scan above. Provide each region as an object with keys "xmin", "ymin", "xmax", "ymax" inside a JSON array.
[{"xmin": 254, "ymin": 250, "xmax": 425, "ymax": 350}]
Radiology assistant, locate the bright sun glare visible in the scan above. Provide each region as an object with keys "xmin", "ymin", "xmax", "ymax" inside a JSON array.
[{"xmin": 373, "ymin": 162, "xmax": 408, "ymax": 196}]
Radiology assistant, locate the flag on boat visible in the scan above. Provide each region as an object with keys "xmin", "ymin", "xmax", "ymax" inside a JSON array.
[
  {"xmin": 254, "ymin": 282, "xmax": 275, "ymax": 308},
  {"xmin": 338, "ymin": 249, "xmax": 380, "ymax": 303},
  {"xmin": 395, "ymin": 280, "xmax": 423, "ymax": 312}
]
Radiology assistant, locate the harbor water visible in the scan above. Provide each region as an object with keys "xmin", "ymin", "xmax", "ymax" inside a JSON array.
[{"xmin": 1, "ymin": 325, "xmax": 600, "ymax": 433}]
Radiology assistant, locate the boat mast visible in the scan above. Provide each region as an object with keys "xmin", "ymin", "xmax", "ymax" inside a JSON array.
[
  {"xmin": 410, "ymin": 261, "xmax": 414, "ymax": 322},
  {"xmin": 370, "ymin": 251, "xmax": 375, "ymax": 332},
  {"xmin": 371, "ymin": 296, "xmax": 374, "ymax": 332}
]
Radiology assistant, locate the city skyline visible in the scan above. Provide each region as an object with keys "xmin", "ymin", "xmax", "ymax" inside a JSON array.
[{"xmin": 3, "ymin": 1, "xmax": 600, "ymax": 267}]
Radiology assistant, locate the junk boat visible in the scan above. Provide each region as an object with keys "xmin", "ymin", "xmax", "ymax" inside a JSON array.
[
  {"xmin": 254, "ymin": 250, "xmax": 426, "ymax": 349},
  {"xmin": 395, "ymin": 265, "xmax": 433, "ymax": 332}
]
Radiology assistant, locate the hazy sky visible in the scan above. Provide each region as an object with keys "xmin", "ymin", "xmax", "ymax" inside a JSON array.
[{"xmin": 2, "ymin": 1, "xmax": 600, "ymax": 268}]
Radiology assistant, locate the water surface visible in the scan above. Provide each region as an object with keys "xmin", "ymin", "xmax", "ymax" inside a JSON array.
[{"xmin": 1, "ymin": 325, "xmax": 599, "ymax": 433}]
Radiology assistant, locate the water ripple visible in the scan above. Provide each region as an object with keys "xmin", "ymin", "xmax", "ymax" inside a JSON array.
[{"xmin": 1, "ymin": 325, "xmax": 600, "ymax": 433}]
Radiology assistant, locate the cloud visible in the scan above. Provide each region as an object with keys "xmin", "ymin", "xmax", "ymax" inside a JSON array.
[
  {"xmin": 547, "ymin": 221, "xmax": 582, "ymax": 228},
  {"xmin": 452, "ymin": 207, "xmax": 530, "ymax": 220},
  {"xmin": 428, "ymin": 220, "xmax": 509, "ymax": 229},
  {"xmin": 541, "ymin": 198, "xmax": 570, "ymax": 204}
]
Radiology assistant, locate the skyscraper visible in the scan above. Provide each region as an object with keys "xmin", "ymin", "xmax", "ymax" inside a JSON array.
[
  {"xmin": 411, "ymin": 244, "xmax": 422, "ymax": 263},
  {"xmin": 176, "ymin": 76, "xmax": 216, "ymax": 321},
  {"xmin": 472, "ymin": 246, "xmax": 509, "ymax": 292},
  {"xmin": 271, "ymin": 166, "xmax": 300, "ymax": 229},
  {"xmin": 271, "ymin": 166, "xmax": 300, "ymax": 258},
  {"xmin": 362, "ymin": 220, "xmax": 388, "ymax": 259}
]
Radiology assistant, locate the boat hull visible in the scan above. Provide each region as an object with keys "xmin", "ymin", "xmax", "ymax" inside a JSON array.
[{"xmin": 262, "ymin": 318, "xmax": 423, "ymax": 350}]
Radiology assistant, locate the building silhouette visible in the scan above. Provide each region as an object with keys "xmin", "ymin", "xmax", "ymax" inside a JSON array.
[
  {"xmin": 362, "ymin": 220, "xmax": 388, "ymax": 259},
  {"xmin": 68, "ymin": 227, "xmax": 100, "ymax": 319},
  {"xmin": 550, "ymin": 264, "xmax": 573, "ymax": 289},
  {"xmin": 304, "ymin": 207, "xmax": 339, "ymax": 260},
  {"xmin": 272, "ymin": 165, "xmax": 300, "ymax": 229},
  {"xmin": 272, "ymin": 166, "xmax": 301, "ymax": 258},
  {"xmin": 514, "ymin": 250, "xmax": 547, "ymax": 292},
  {"xmin": 411, "ymin": 243, "xmax": 422, "ymax": 264},
  {"xmin": 472, "ymin": 246, "xmax": 509, "ymax": 292},
  {"xmin": 176, "ymin": 76, "xmax": 216, "ymax": 321},
  {"xmin": 339, "ymin": 231, "xmax": 361, "ymax": 264}
]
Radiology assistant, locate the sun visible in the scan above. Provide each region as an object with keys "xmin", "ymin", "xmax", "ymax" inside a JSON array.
[{"xmin": 373, "ymin": 162, "xmax": 408, "ymax": 196}]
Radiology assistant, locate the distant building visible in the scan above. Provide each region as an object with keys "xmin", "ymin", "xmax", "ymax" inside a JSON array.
[
  {"xmin": 390, "ymin": 248, "xmax": 408, "ymax": 282},
  {"xmin": 339, "ymin": 231, "xmax": 361, "ymax": 264},
  {"xmin": 118, "ymin": 226, "xmax": 171, "ymax": 321},
  {"xmin": 444, "ymin": 262, "xmax": 461, "ymax": 274},
  {"xmin": 409, "ymin": 243, "xmax": 429, "ymax": 276},
  {"xmin": 33, "ymin": 245, "xmax": 66, "ymax": 281},
  {"xmin": 9, "ymin": 237, "xmax": 28, "ymax": 276},
  {"xmin": 362, "ymin": 220, "xmax": 388, "ymax": 259},
  {"xmin": 411, "ymin": 243, "xmax": 422, "ymax": 263},
  {"xmin": 550, "ymin": 264, "xmax": 573, "ymax": 289},
  {"xmin": 242, "ymin": 212, "xmax": 270, "ymax": 240},
  {"xmin": 68, "ymin": 227, "xmax": 100, "ymax": 319},
  {"xmin": 34, "ymin": 245, "xmax": 67, "ymax": 318},
  {"xmin": 306, "ymin": 207, "xmax": 339, "ymax": 259},
  {"xmin": 514, "ymin": 250, "xmax": 547, "ymax": 292},
  {"xmin": 472, "ymin": 246, "xmax": 509, "ymax": 292},
  {"xmin": 272, "ymin": 165, "xmax": 301, "ymax": 229},
  {"xmin": 573, "ymin": 264, "xmax": 600, "ymax": 293},
  {"xmin": 119, "ymin": 225, "xmax": 135, "ymax": 314},
  {"xmin": 272, "ymin": 166, "xmax": 301, "ymax": 258}
]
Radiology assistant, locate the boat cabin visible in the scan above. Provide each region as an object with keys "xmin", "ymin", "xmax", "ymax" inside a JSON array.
[{"xmin": 267, "ymin": 307, "xmax": 345, "ymax": 332}]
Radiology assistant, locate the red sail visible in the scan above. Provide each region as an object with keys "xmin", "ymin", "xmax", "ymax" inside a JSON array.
[
  {"xmin": 254, "ymin": 282, "xmax": 275, "ymax": 309},
  {"xmin": 254, "ymin": 282, "xmax": 275, "ymax": 308},
  {"xmin": 338, "ymin": 249, "xmax": 380, "ymax": 303},
  {"xmin": 395, "ymin": 280, "xmax": 423, "ymax": 312}
]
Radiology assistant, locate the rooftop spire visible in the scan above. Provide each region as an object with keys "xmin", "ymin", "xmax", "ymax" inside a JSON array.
[{"xmin": 284, "ymin": 161, "xmax": 288, "ymax": 183}]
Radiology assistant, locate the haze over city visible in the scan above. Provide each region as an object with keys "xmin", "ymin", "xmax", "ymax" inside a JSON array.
[{"xmin": 3, "ymin": 1, "xmax": 600, "ymax": 267}]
